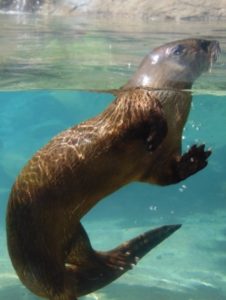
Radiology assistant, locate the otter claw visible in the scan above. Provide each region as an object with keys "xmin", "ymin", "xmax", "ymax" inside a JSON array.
[{"xmin": 175, "ymin": 144, "xmax": 211, "ymax": 181}]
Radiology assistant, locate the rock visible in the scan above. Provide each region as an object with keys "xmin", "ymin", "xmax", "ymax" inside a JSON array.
[{"xmin": 1, "ymin": 0, "xmax": 226, "ymax": 20}]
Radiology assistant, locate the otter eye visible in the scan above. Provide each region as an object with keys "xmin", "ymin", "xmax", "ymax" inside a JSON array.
[{"xmin": 171, "ymin": 45, "xmax": 185, "ymax": 56}]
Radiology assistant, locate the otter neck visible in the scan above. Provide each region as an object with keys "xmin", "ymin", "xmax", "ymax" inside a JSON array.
[
  {"xmin": 124, "ymin": 77, "xmax": 193, "ymax": 91},
  {"xmin": 151, "ymin": 89, "xmax": 192, "ymax": 131}
]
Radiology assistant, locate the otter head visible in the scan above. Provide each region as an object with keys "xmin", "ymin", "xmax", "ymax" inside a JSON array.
[{"xmin": 124, "ymin": 39, "xmax": 220, "ymax": 90}]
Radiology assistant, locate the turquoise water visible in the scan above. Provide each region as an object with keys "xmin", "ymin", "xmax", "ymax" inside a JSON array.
[
  {"xmin": 1, "ymin": 91, "xmax": 226, "ymax": 300},
  {"xmin": 0, "ymin": 14, "xmax": 226, "ymax": 300}
]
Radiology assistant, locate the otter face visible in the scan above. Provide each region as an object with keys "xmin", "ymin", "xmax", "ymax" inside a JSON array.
[{"xmin": 125, "ymin": 39, "xmax": 220, "ymax": 90}]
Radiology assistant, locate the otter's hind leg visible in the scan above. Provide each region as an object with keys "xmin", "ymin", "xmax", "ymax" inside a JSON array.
[{"xmin": 64, "ymin": 223, "xmax": 181, "ymax": 297}]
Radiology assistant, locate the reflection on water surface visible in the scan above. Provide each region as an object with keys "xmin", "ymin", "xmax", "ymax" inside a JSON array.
[{"xmin": 0, "ymin": 14, "xmax": 225, "ymax": 92}]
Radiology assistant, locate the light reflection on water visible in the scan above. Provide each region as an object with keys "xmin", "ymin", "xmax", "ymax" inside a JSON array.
[{"xmin": 0, "ymin": 14, "xmax": 225, "ymax": 92}]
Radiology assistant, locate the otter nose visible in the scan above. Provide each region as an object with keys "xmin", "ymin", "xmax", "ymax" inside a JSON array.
[
  {"xmin": 200, "ymin": 40, "xmax": 220, "ymax": 53},
  {"xmin": 199, "ymin": 40, "xmax": 212, "ymax": 52}
]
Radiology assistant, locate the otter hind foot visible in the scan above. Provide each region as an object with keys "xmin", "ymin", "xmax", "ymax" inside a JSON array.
[
  {"xmin": 66, "ymin": 224, "xmax": 181, "ymax": 297},
  {"xmin": 96, "ymin": 246, "xmax": 137, "ymax": 272},
  {"xmin": 174, "ymin": 144, "xmax": 211, "ymax": 181},
  {"xmin": 98, "ymin": 224, "xmax": 181, "ymax": 273},
  {"xmin": 93, "ymin": 224, "xmax": 181, "ymax": 285}
]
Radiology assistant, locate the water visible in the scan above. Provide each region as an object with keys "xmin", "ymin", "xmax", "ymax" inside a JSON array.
[{"xmin": 0, "ymin": 13, "xmax": 226, "ymax": 300}]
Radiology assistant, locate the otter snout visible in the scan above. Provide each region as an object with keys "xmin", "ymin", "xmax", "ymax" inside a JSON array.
[
  {"xmin": 200, "ymin": 39, "xmax": 220, "ymax": 53},
  {"xmin": 208, "ymin": 40, "xmax": 221, "ymax": 64}
]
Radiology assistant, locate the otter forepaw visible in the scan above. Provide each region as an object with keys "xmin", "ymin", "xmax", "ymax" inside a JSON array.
[{"xmin": 175, "ymin": 144, "xmax": 211, "ymax": 180}]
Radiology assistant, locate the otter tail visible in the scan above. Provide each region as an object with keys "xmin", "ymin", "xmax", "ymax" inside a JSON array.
[{"xmin": 65, "ymin": 224, "xmax": 181, "ymax": 297}]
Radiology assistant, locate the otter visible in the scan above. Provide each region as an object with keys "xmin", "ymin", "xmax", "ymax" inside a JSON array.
[{"xmin": 6, "ymin": 38, "xmax": 220, "ymax": 300}]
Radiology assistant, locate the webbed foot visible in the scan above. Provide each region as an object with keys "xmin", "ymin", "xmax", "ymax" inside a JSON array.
[
  {"xmin": 97, "ymin": 224, "xmax": 181, "ymax": 273},
  {"xmin": 174, "ymin": 144, "xmax": 211, "ymax": 181},
  {"xmin": 96, "ymin": 245, "xmax": 138, "ymax": 271},
  {"xmin": 66, "ymin": 224, "xmax": 181, "ymax": 297}
]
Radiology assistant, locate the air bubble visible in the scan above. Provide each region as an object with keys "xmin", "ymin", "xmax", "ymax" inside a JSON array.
[
  {"xmin": 179, "ymin": 184, "xmax": 188, "ymax": 193},
  {"xmin": 149, "ymin": 205, "xmax": 157, "ymax": 211}
]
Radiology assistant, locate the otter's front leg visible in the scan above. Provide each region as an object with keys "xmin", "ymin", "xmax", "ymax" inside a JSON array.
[
  {"xmin": 122, "ymin": 89, "xmax": 168, "ymax": 152},
  {"xmin": 171, "ymin": 144, "xmax": 211, "ymax": 182},
  {"xmin": 154, "ymin": 144, "xmax": 211, "ymax": 185},
  {"xmin": 144, "ymin": 111, "xmax": 168, "ymax": 152}
]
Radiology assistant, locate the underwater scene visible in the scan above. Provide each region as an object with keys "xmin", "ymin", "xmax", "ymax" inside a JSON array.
[{"xmin": 0, "ymin": 14, "xmax": 226, "ymax": 300}]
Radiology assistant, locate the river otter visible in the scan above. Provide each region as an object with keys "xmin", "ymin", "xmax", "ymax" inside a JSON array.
[{"xmin": 6, "ymin": 38, "xmax": 220, "ymax": 300}]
